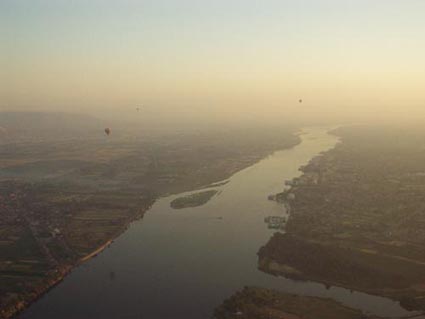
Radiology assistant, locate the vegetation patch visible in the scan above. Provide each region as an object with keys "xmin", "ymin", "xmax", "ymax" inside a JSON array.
[{"xmin": 170, "ymin": 190, "xmax": 218, "ymax": 209}]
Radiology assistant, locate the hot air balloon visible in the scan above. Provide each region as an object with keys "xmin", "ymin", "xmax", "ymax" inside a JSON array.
[
  {"xmin": 299, "ymin": 99, "xmax": 303, "ymax": 103},
  {"xmin": 104, "ymin": 128, "xmax": 111, "ymax": 136}
]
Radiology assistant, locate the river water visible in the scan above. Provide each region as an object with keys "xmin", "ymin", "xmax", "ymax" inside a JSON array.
[{"xmin": 20, "ymin": 127, "xmax": 415, "ymax": 319}]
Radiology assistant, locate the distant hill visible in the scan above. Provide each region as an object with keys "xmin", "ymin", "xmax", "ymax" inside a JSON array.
[
  {"xmin": 0, "ymin": 112, "xmax": 102, "ymax": 131},
  {"xmin": 0, "ymin": 112, "xmax": 103, "ymax": 141}
]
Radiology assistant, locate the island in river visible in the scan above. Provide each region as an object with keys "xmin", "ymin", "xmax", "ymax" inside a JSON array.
[
  {"xmin": 170, "ymin": 190, "xmax": 218, "ymax": 209},
  {"xmin": 214, "ymin": 287, "xmax": 382, "ymax": 319},
  {"xmin": 0, "ymin": 112, "xmax": 300, "ymax": 319},
  {"xmin": 256, "ymin": 125, "xmax": 425, "ymax": 314}
]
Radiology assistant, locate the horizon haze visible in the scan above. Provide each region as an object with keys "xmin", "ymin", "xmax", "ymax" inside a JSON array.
[{"xmin": 2, "ymin": 0, "xmax": 425, "ymax": 125}]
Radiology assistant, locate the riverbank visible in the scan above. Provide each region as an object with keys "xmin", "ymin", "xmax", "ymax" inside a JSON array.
[
  {"xmin": 258, "ymin": 125, "xmax": 425, "ymax": 313},
  {"xmin": 0, "ymin": 191, "xmax": 156, "ymax": 319}
]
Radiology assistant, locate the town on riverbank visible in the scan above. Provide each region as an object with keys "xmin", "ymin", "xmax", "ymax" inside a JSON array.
[{"xmin": 252, "ymin": 125, "xmax": 425, "ymax": 317}]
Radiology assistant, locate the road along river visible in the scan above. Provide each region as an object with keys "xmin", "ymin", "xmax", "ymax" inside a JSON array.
[{"xmin": 20, "ymin": 127, "xmax": 416, "ymax": 319}]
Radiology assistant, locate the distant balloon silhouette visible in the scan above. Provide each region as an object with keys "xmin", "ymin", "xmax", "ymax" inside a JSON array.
[
  {"xmin": 299, "ymin": 99, "xmax": 303, "ymax": 103},
  {"xmin": 104, "ymin": 128, "xmax": 111, "ymax": 136}
]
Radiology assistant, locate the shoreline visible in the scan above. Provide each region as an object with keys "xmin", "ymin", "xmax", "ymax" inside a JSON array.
[
  {"xmin": 260, "ymin": 127, "xmax": 425, "ymax": 315},
  {"xmin": 79, "ymin": 239, "xmax": 113, "ymax": 263},
  {"xmin": 4, "ymin": 200, "xmax": 155, "ymax": 319},
  {"xmin": 258, "ymin": 235, "xmax": 425, "ymax": 318}
]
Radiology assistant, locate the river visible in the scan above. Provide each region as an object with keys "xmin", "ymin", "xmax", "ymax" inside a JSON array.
[{"xmin": 20, "ymin": 127, "xmax": 415, "ymax": 319}]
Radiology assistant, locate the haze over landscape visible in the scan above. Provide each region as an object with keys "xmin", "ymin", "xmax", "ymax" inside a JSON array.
[
  {"xmin": 1, "ymin": 1, "xmax": 425, "ymax": 319},
  {"xmin": 2, "ymin": 0, "xmax": 425, "ymax": 125}
]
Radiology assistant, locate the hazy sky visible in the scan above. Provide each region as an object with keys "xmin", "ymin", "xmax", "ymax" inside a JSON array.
[{"xmin": 1, "ymin": 0, "xmax": 425, "ymax": 123}]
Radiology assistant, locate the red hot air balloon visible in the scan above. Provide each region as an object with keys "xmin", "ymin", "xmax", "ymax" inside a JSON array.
[{"xmin": 104, "ymin": 128, "xmax": 111, "ymax": 136}]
